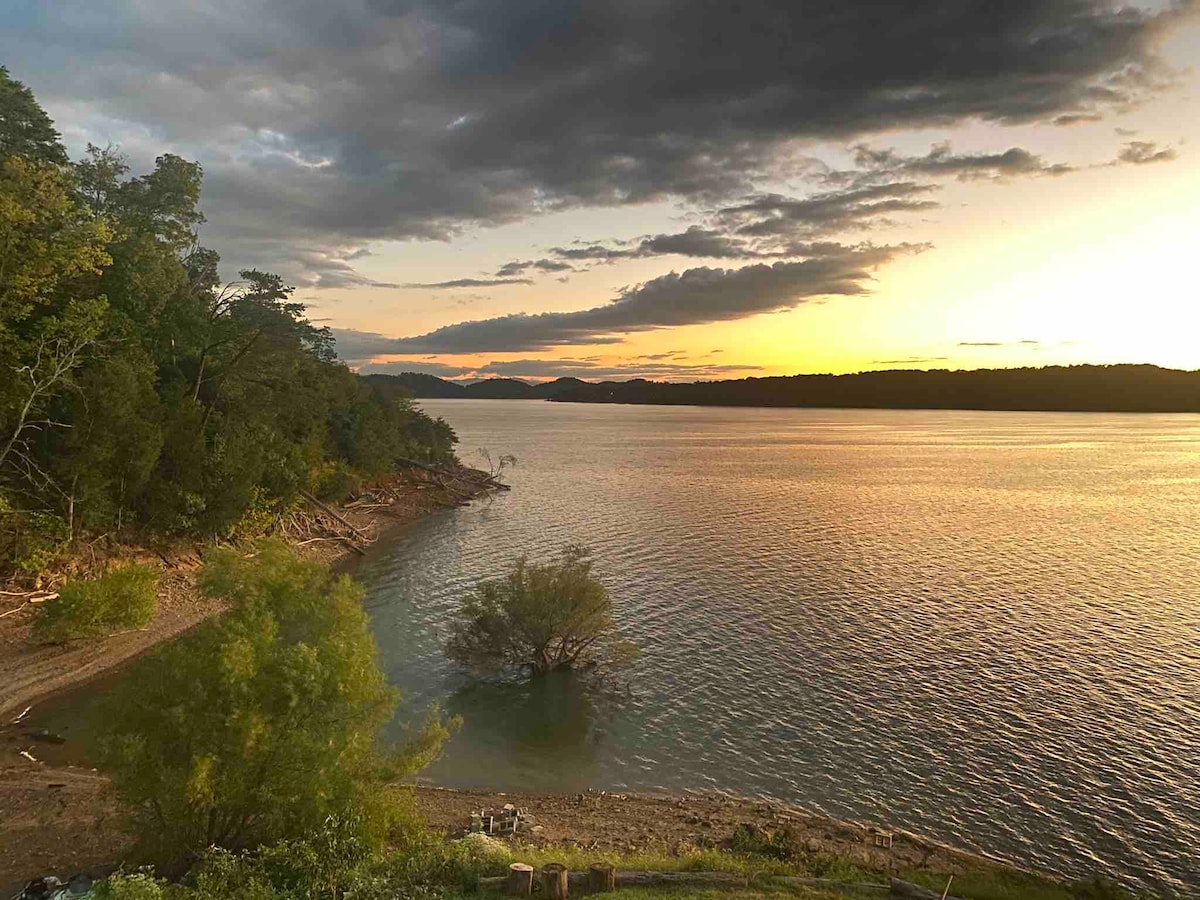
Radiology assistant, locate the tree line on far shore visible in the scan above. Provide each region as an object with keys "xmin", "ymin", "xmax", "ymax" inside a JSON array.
[
  {"xmin": 378, "ymin": 365, "xmax": 1200, "ymax": 413},
  {"xmin": 0, "ymin": 68, "xmax": 455, "ymax": 576}
]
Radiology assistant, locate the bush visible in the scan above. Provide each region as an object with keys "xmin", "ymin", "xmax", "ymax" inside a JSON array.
[
  {"xmin": 445, "ymin": 545, "xmax": 631, "ymax": 678},
  {"xmin": 91, "ymin": 872, "xmax": 168, "ymax": 900},
  {"xmin": 97, "ymin": 541, "xmax": 453, "ymax": 867},
  {"xmin": 0, "ymin": 498, "xmax": 69, "ymax": 575},
  {"xmin": 34, "ymin": 562, "xmax": 159, "ymax": 643}
]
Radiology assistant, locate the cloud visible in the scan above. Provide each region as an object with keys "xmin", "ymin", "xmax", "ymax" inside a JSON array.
[
  {"xmin": 334, "ymin": 242, "xmax": 922, "ymax": 355},
  {"xmin": 850, "ymin": 143, "xmax": 1076, "ymax": 181},
  {"xmin": 720, "ymin": 183, "xmax": 940, "ymax": 242},
  {"xmin": 402, "ymin": 277, "xmax": 533, "ymax": 289},
  {"xmin": 958, "ymin": 340, "xmax": 1042, "ymax": 347},
  {"xmin": 2, "ymin": 0, "xmax": 1188, "ymax": 285},
  {"xmin": 872, "ymin": 357, "xmax": 951, "ymax": 365},
  {"xmin": 358, "ymin": 357, "xmax": 764, "ymax": 382},
  {"xmin": 1116, "ymin": 140, "xmax": 1178, "ymax": 165},
  {"xmin": 493, "ymin": 258, "xmax": 575, "ymax": 277}
]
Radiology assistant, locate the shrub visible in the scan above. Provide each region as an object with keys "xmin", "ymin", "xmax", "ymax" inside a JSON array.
[
  {"xmin": 97, "ymin": 541, "xmax": 453, "ymax": 867},
  {"xmin": 91, "ymin": 872, "xmax": 168, "ymax": 900},
  {"xmin": 34, "ymin": 562, "xmax": 159, "ymax": 643},
  {"xmin": 0, "ymin": 498, "xmax": 69, "ymax": 575},
  {"xmin": 445, "ymin": 545, "xmax": 633, "ymax": 678}
]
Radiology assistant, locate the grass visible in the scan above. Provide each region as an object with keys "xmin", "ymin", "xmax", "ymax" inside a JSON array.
[{"xmin": 34, "ymin": 562, "xmax": 158, "ymax": 642}]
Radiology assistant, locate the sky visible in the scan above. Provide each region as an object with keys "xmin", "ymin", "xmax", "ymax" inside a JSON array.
[{"xmin": 3, "ymin": 0, "xmax": 1199, "ymax": 382}]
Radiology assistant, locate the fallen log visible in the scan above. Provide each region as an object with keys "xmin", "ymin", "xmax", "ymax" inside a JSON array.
[
  {"xmin": 297, "ymin": 490, "xmax": 372, "ymax": 541},
  {"xmin": 396, "ymin": 457, "xmax": 511, "ymax": 491},
  {"xmin": 889, "ymin": 877, "xmax": 964, "ymax": 900}
]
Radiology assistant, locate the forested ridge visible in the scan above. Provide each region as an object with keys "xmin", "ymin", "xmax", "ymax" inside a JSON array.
[
  {"xmin": 548, "ymin": 365, "xmax": 1200, "ymax": 411},
  {"xmin": 0, "ymin": 68, "xmax": 455, "ymax": 575}
]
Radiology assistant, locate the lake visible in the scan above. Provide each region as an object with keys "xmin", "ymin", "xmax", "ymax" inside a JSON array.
[{"xmin": 354, "ymin": 401, "xmax": 1199, "ymax": 894}]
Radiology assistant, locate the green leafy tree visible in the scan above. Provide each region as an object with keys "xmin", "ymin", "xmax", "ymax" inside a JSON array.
[
  {"xmin": 446, "ymin": 546, "xmax": 628, "ymax": 677},
  {"xmin": 0, "ymin": 67, "xmax": 68, "ymax": 165},
  {"xmin": 98, "ymin": 541, "xmax": 454, "ymax": 866}
]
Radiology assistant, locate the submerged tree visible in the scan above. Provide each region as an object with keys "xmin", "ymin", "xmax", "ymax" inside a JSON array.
[
  {"xmin": 98, "ymin": 541, "xmax": 454, "ymax": 866},
  {"xmin": 445, "ymin": 545, "xmax": 632, "ymax": 678}
]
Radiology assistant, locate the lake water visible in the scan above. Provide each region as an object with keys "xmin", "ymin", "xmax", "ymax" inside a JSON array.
[{"xmin": 353, "ymin": 401, "xmax": 1200, "ymax": 894}]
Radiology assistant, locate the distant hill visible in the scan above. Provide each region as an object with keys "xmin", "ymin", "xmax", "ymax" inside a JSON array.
[
  {"xmin": 361, "ymin": 373, "xmax": 586, "ymax": 400},
  {"xmin": 363, "ymin": 365, "xmax": 1200, "ymax": 412},
  {"xmin": 551, "ymin": 364, "xmax": 1200, "ymax": 412}
]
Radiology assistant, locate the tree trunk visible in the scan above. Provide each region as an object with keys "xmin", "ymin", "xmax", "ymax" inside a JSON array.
[
  {"xmin": 506, "ymin": 863, "xmax": 533, "ymax": 896},
  {"xmin": 588, "ymin": 863, "xmax": 615, "ymax": 893},
  {"xmin": 541, "ymin": 863, "xmax": 568, "ymax": 900}
]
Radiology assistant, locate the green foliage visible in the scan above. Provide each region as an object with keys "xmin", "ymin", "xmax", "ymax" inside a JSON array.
[
  {"xmin": 445, "ymin": 545, "xmax": 626, "ymax": 677},
  {"xmin": 0, "ymin": 496, "xmax": 69, "ymax": 573},
  {"xmin": 91, "ymin": 872, "xmax": 169, "ymax": 900},
  {"xmin": 35, "ymin": 562, "xmax": 159, "ymax": 643},
  {"xmin": 97, "ymin": 541, "xmax": 452, "ymax": 866},
  {"xmin": 729, "ymin": 823, "xmax": 799, "ymax": 861},
  {"xmin": 0, "ymin": 73, "xmax": 459, "ymax": 571},
  {"xmin": 0, "ymin": 67, "xmax": 68, "ymax": 165}
]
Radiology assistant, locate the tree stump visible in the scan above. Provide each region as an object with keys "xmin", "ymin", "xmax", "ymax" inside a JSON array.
[
  {"xmin": 541, "ymin": 862, "xmax": 569, "ymax": 899},
  {"xmin": 506, "ymin": 863, "xmax": 534, "ymax": 896},
  {"xmin": 588, "ymin": 863, "xmax": 615, "ymax": 892}
]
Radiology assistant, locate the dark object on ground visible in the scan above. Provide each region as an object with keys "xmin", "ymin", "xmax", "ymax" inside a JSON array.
[{"xmin": 11, "ymin": 873, "xmax": 91, "ymax": 899}]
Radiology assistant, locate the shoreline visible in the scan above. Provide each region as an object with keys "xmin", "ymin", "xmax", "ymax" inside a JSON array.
[
  {"xmin": 0, "ymin": 462, "xmax": 496, "ymax": 723},
  {"xmin": 0, "ymin": 766, "xmax": 1039, "ymax": 898}
]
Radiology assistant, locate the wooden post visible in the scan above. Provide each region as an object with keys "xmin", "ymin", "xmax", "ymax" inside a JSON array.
[
  {"xmin": 506, "ymin": 863, "xmax": 533, "ymax": 896},
  {"xmin": 541, "ymin": 862, "xmax": 569, "ymax": 899},
  {"xmin": 588, "ymin": 863, "xmax": 615, "ymax": 892}
]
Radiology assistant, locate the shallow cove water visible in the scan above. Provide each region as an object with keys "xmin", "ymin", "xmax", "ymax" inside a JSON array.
[{"xmin": 353, "ymin": 401, "xmax": 1200, "ymax": 894}]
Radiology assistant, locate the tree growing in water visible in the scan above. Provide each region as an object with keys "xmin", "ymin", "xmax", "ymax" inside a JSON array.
[
  {"xmin": 445, "ymin": 545, "xmax": 631, "ymax": 677},
  {"xmin": 97, "ymin": 540, "xmax": 454, "ymax": 867}
]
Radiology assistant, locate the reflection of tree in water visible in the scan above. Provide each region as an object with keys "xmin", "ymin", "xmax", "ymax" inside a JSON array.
[{"xmin": 431, "ymin": 670, "xmax": 617, "ymax": 791}]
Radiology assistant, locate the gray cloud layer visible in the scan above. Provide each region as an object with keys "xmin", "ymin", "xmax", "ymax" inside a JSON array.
[
  {"xmin": 334, "ymin": 242, "xmax": 920, "ymax": 355},
  {"xmin": 359, "ymin": 357, "xmax": 763, "ymax": 381},
  {"xmin": 3, "ymin": 0, "xmax": 1191, "ymax": 285}
]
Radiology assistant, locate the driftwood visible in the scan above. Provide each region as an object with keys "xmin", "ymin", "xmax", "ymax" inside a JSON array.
[
  {"xmin": 396, "ymin": 456, "xmax": 511, "ymax": 491},
  {"xmin": 890, "ymin": 877, "xmax": 964, "ymax": 900},
  {"xmin": 298, "ymin": 490, "xmax": 371, "ymax": 540}
]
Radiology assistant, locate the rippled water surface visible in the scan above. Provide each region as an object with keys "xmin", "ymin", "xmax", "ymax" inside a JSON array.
[{"xmin": 357, "ymin": 402, "xmax": 1200, "ymax": 893}]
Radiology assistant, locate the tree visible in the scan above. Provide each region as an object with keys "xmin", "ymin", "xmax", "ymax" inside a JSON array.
[
  {"xmin": 97, "ymin": 541, "xmax": 454, "ymax": 866},
  {"xmin": 445, "ymin": 546, "xmax": 627, "ymax": 677},
  {"xmin": 0, "ymin": 67, "xmax": 68, "ymax": 165}
]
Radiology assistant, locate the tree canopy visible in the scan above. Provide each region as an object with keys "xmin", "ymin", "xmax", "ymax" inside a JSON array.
[
  {"xmin": 0, "ymin": 69, "xmax": 456, "ymax": 572},
  {"xmin": 445, "ymin": 545, "xmax": 628, "ymax": 677},
  {"xmin": 97, "ymin": 541, "xmax": 453, "ymax": 865}
]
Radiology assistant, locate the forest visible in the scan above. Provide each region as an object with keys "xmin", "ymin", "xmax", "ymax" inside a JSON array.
[{"xmin": 0, "ymin": 68, "xmax": 455, "ymax": 575}]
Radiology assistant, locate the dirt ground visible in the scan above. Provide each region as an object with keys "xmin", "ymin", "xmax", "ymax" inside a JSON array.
[
  {"xmin": 414, "ymin": 786, "xmax": 1010, "ymax": 877},
  {"xmin": 0, "ymin": 763, "xmax": 1014, "ymax": 898}
]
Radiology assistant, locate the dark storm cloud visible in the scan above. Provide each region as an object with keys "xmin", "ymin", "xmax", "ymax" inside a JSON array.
[
  {"xmin": 2, "ymin": 0, "xmax": 1190, "ymax": 285},
  {"xmin": 333, "ymin": 243, "xmax": 921, "ymax": 354},
  {"xmin": 1116, "ymin": 140, "xmax": 1179, "ymax": 164}
]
